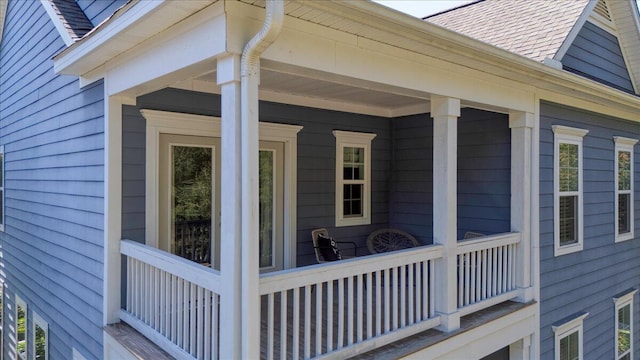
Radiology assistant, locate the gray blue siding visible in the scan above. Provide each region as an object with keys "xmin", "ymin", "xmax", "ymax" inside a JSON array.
[
  {"xmin": 76, "ymin": 0, "xmax": 128, "ymax": 26},
  {"xmin": 562, "ymin": 21, "xmax": 635, "ymax": 94},
  {"xmin": 539, "ymin": 101, "xmax": 640, "ymax": 359},
  {"xmin": 389, "ymin": 109, "xmax": 511, "ymax": 242},
  {"xmin": 0, "ymin": 0, "xmax": 130, "ymax": 358},
  {"xmin": 121, "ymin": 106, "xmax": 146, "ymax": 243}
]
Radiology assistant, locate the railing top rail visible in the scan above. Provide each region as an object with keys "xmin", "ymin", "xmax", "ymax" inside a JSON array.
[
  {"xmin": 121, "ymin": 239, "xmax": 221, "ymax": 293},
  {"xmin": 456, "ymin": 232, "xmax": 521, "ymax": 254},
  {"xmin": 259, "ymin": 244, "xmax": 443, "ymax": 295}
]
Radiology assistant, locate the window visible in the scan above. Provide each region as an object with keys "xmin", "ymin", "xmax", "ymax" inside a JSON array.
[
  {"xmin": 614, "ymin": 289, "xmax": 636, "ymax": 360},
  {"xmin": 553, "ymin": 126, "xmax": 588, "ymax": 256},
  {"xmin": 16, "ymin": 296, "xmax": 26, "ymax": 360},
  {"xmin": 0, "ymin": 145, "xmax": 4, "ymax": 232},
  {"xmin": 33, "ymin": 312, "xmax": 48, "ymax": 360},
  {"xmin": 614, "ymin": 137, "xmax": 637, "ymax": 242},
  {"xmin": 333, "ymin": 131, "xmax": 376, "ymax": 227},
  {"xmin": 553, "ymin": 312, "xmax": 588, "ymax": 360}
]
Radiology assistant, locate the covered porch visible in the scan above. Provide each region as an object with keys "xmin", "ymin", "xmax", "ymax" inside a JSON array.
[{"xmin": 52, "ymin": 0, "xmax": 537, "ymax": 358}]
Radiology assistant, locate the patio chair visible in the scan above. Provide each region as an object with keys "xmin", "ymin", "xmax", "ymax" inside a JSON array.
[
  {"xmin": 311, "ymin": 228, "xmax": 357, "ymax": 263},
  {"xmin": 367, "ymin": 228, "xmax": 419, "ymax": 254}
]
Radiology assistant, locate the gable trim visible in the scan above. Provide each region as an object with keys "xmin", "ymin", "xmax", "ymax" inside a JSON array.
[
  {"xmin": 553, "ymin": 0, "xmax": 598, "ymax": 61},
  {"xmin": 40, "ymin": 0, "xmax": 74, "ymax": 46}
]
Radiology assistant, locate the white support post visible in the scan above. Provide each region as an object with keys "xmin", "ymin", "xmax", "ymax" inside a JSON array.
[
  {"xmin": 240, "ymin": 57, "xmax": 261, "ymax": 360},
  {"xmin": 509, "ymin": 111, "xmax": 534, "ymax": 303},
  {"xmin": 509, "ymin": 335, "xmax": 532, "ymax": 360},
  {"xmin": 103, "ymin": 93, "xmax": 122, "ymax": 325},
  {"xmin": 217, "ymin": 54, "xmax": 243, "ymax": 358},
  {"xmin": 431, "ymin": 96, "xmax": 460, "ymax": 332}
]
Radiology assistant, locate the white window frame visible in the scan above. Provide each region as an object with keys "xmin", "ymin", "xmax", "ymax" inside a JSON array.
[
  {"xmin": 614, "ymin": 137, "xmax": 637, "ymax": 242},
  {"xmin": 15, "ymin": 295, "xmax": 26, "ymax": 360},
  {"xmin": 333, "ymin": 130, "xmax": 376, "ymax": 227},
  {"xmin": 614, "ymin": 289, "xmax": 637, "ymax": 360},
  {"xmin": 32, "ymin": 311, "xmax": 48, "ymax": 360},
  {"xmin": 0, "ymin": 145, "xmax": 4, "ymax": 232},
  {"xmin": 553, "ymin": 312, "xmax": 589, "ymax": 360},
  {"xmin": 553, "ymin": 125, "xmax": 589, "ymax": 256}
]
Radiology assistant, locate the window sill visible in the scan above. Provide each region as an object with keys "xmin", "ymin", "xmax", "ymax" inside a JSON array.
[
  {"xmin": 615, "ymin": 232, "xmax": 634, "ymax": 243},
  {"xmin": 554, "ymin": 242, "xmax": 583, "ymax": 257}
]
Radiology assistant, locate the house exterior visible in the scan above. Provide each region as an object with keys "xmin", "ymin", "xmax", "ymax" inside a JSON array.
[{"xmin": 0, "ymin": 0, "xmax": 637, "ymax": 359}]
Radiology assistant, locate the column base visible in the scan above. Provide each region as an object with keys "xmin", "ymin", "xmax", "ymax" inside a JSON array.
[{"xmin": 436, "ymin": 311, "xmax": 460, "ymax": 332}]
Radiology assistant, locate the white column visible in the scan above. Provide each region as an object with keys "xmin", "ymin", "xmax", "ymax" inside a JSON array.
[
  {"xmin": 217, "ymin": 54, "xmax": 243, "ymax": 358},
  {"xmin": 509, "ymin": 111, "xmax": 534, "ymax": 302},
  {"xmin": 103, "ymin": 93, "xmax": 122, "ymax": 325},
  {"xmin": 431, "ymin": 96, "xmax": 460, "ymax": 332}
]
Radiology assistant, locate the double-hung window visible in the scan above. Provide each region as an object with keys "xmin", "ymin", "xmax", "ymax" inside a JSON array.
[
  {"xmin": 614, "ymin": 137, "xmax": 637, "ymax": 242},
  {"xmin": 333, "ymin": 131, "xmax": 376, "ymax": 227},
  {"xmin": 16, "ymin": 296, "xmax": 26, "ymax": 360},
  {"xmin": 33, "ymin": 312, "xmax": 48, "ymax": 360},
  {"xmin": 553, "ymin": 312, "xmax": 589, "ymax": 360},
  {"xmin": 614, "ymin": 289, "xmax": 636, "ymax": 360},
  {"xmin": 553, "ymin": 126, "xmax": 588, "ymax": 256}
]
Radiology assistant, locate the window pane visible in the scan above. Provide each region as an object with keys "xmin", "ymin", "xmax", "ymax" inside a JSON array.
[
  {"xmin": 17, "ymin": 303, "xmax": 26, "ymax": 359},
  {"xmin": 35, "ymin": 323, "xmax": 47, "ymax": 360},
  {"xmin": 559, "ymin": 196, "xmax": 578, "ymax": 245},
  {"xmin": 259, "ymin": 151, "xmax": 274, "ymax": 268},
  {"xmin": 559, "ymin": 143, "xmax": 579, "ymax": 192},
  {"xmin": 619, "ymin": 193, "xmax": 631, "ymax": 234},
  {"xmin": 172, "ymin": 146, "xmax": 212, "ymax": 264},
  {"xmin": 343, "ymin": 147, "xmax": 365, "ymax": 180},
  {"xmin": 343, "ymin": 184, "xmax": 363, "ymax": 217},
  {"xmin": 619, "ymin": 151, "xmax": 631, "ymax": 191},
  {"xmin": 560, "ymin": 331, "xmax": 579, "ymax": 360},
  {"xmin": 618, "ymin": 304, "xmax": 631, "ymax": 355},
  {"xmin": 343, "ymin": 147, "xmax": 353, "ymax": 163}
]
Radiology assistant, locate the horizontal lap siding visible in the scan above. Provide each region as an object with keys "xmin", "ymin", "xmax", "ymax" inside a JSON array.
[
  {"xmin": 136, "ymin": 88, "xmax": 391, "ymax": 267},
  {"xmin": 457, "ymin": 109, "xmax": 510, "ymax": 238},
  {"xmin": 76, "ymin": 0, "xmax": 128, "ymax": 25},
  {"xmin": 539, "ymin": 101, "xmax": 640, "ymax": 360},
  {"xmin": 121, "ymin": 106, "xmax": 145, "ymax": 243},
  {"xmin": 0, "ymin": 0, "xmax": 126, "ymax": 358},
  {"xmin": 389, "ymin": 114, "xmax": 433, "ymax": 244},
  {"xmin": 562, "ymin": 21, "xmax": 635, "ymax": 94}
]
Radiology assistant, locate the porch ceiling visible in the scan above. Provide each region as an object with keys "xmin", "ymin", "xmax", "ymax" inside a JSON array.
[{"xmin": 183, "ymin": 68, "xmax": 431, "ymax": 118}]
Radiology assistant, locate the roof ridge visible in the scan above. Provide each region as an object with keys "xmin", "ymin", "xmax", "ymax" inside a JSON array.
[{"xmin": 423, "ymin": 0, "xmax": 485, "ymax": 20}]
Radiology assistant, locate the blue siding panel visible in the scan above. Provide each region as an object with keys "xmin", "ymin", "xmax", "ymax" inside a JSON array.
[
  {"xmin": 539, "ymin": 101, "xmax": 640, "ymax": 360},
  {"xmin": 0, "ymin": 0, "xmax": 123, "ymax": 358},
  {"xmin": 562, "ymin": 21, "xmax": 635, "ymax": 94},
  {"xmin": 76, "ymin": 0, "xmax": 128, "ymax": 26}
]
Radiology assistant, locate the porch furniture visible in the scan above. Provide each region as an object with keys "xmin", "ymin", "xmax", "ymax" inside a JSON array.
[
  {"xmin": 463, "ymin": 231, "xmax": 485, "ymax": 239},
  {"xmin": 367, "ymin": 228, "xmax": 419, "ymax": 254},
  {"xmin": 311, "ymin": 228, "xmax": 357, "ymax": 263}
]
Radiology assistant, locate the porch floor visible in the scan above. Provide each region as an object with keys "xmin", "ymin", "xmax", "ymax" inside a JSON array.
[
  {"xmin": 350, "ymin": 300, "xmax": 535, "ymax": 359},
  {"xmin": 104, "ymin": 322, "xmax": 173, "ymax": 360}
]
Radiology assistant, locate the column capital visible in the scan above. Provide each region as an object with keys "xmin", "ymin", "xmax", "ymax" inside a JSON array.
[
  {"xmin": 509, "ymin": 111, "xmax": 534, "ymax": 129},
  {"xmin": 430, "ymin": 96, "xmax": 460, "ymax": 118},
  {"xmin": 217, "ymin": 54, "xmax": 241, "ymax": 86}
]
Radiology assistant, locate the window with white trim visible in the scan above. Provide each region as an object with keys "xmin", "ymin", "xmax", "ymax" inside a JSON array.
[
  {"xmin": 333, "ymin": 131, "xmax": 376, "ymax": 227},
  {"xmin": 615, "ymin": 137, "xmax": 637, "ymax": 242},
  {"xmin": 553, "ymin": 126, "xmax": 589, "ymax": 256},
  {"xmin": 614, "ymin": 289, "xmax": 636, "ymax": 360},
  {"xmin": 16, "ymin": 296, "xmax": 26, "ymax": 360},
  {"xmin": 32, "ymin": 312, "xmax": 48, "ymax": 360},
  {"xmin": 553, "ymin": 312, "xmax": 588, "ymax": 360},
  {"xmin": 0, "ymin": 145, "xmax": 4, "ymax": 232}
]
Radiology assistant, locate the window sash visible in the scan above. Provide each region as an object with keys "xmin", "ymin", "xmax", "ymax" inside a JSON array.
[{"xmin": 560, "ymin": 331, "xmax": 580, "ymax": 360}]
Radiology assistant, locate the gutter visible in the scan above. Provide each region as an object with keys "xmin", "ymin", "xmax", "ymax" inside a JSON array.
[{"xmin": 239, "ymin": 0, "xmax": 284, "ymax": 358}]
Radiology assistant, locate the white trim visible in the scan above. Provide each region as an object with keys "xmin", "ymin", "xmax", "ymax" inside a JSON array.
[
  {"xmin": 553, "ymin": 125, "xmax": 588, "ymax": 256},
  {"xmin": 0, "ymin": 145, "xmax": 4, "ymax": 232},
  {"xmin": 0, "ymin": 280, "xmax": 3, "ymax": 360},
  {"xmin": 32, "ymin": 311, "xmax": 48, "ymax": 360},
  {"xmin": 332, "ymin": 130, "xmax": 377, "ymax": 227},
  {"xmin": 552, "ymin": 312, "xmax": 589, "ymax": 360},
  {"xmin": 141, "ymin": 110, "xmax": 302, "ymax": 269},
  {"xmin": 614, "ymin": 289, "xmax": 636, "ymax": 360},
  {"xmin": 614, "ymin": 136, "xmax": 637, "ymax": 242},
  {"xmin": 40, "ymin": 0, "xmax": 75, "ymax": 46},
  {"xmin": 15, "ymin": 295, "xmax": 26, "ymax": 360}
]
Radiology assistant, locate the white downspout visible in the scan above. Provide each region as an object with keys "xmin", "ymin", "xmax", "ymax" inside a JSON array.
[{"xmin": 239, "ymin": 1, "xmax": 284, "ymax": 358}]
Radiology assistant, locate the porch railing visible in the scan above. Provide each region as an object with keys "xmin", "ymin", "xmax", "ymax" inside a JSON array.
[
  {"xmin": 120, "ymin": 240, "xmax": 221, "ymax": 360},
  {"xmin": 456, "ymin": 232, "xmax": 520, "ymax": 316},
  {"xmin": 259, "ymin": 244, "xmax": 443, "ymax": 360},
  {"xmin": 120, "ymin": 232, "xmax": 521, "ymax": 359}
]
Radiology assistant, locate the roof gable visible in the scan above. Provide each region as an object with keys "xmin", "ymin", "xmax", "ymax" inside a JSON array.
[{"xmin": 41, "ymin": 0, "xmax": 94, "ymax": 46}]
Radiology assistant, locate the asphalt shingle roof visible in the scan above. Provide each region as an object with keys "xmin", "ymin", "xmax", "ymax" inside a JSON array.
[
  {"xmin": 426, "ymin": 0, "xmax": 590, "ymax": 62},
  {"xmin": 47, "ymin": 0, "xmax": 94, "ymax": 41}
]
